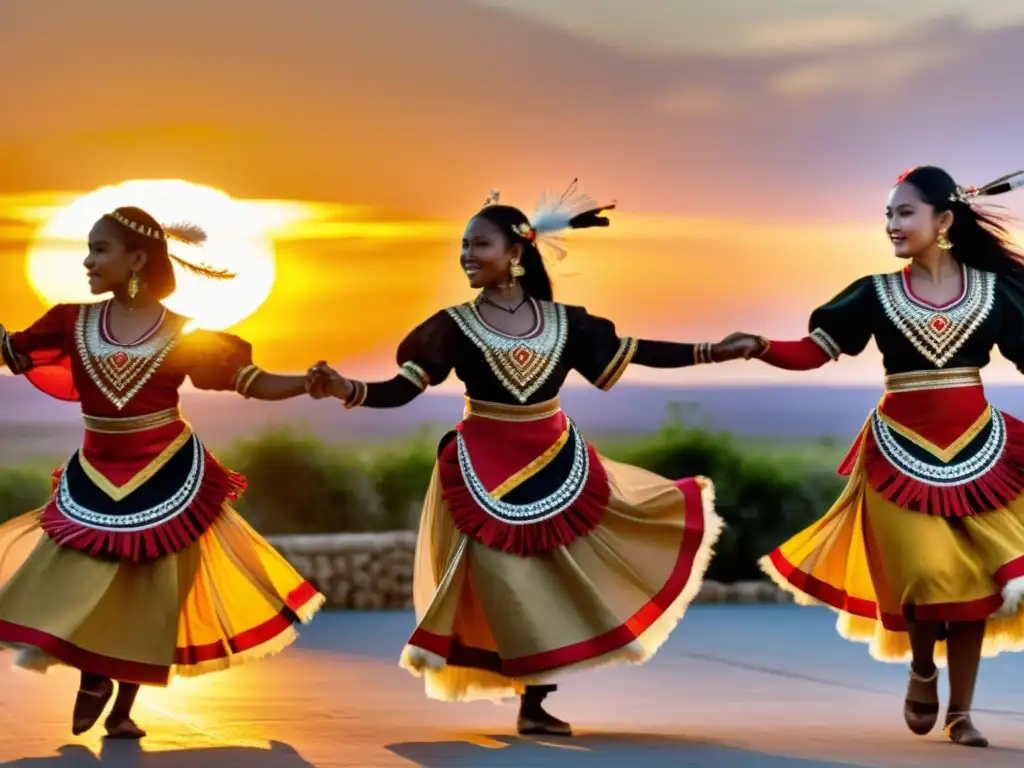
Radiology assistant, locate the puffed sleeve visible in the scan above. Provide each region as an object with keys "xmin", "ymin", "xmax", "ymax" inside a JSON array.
[
  {"xmin": 348, "ymin": 311, "xmax": 455, "ymax": 408},
  {"xmin": 184, "ymin": 330, "xmax": 263, "ymax": 397},
  {"xmin": 996, "ymin": 274, "xmax": 1024, "ymax": 373},
  {"xmin": 805, "ymin": 276, "xmax": 876, "ymax": 359},
  {"xmin": 1, "ymin": 304, "xmax": 80, "ymax": 401}
]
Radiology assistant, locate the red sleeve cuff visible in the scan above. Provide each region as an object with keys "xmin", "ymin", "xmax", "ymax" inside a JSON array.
[{"xmin": 760, "ymin": 337, "xmax": 832, "ymax": 370}]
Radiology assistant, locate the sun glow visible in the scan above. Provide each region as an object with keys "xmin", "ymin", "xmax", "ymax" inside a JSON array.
[{"xmin": 25, "ymin": 180, "xmax": 292, "ymax": 331}]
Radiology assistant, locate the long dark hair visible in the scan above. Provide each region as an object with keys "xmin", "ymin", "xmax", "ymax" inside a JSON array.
[
  {"xmin": 474, "ymin": 202, "xmax": 613, "ymax": 301},
  {"xmin": 103, "ymin": 207, "xmax": 234, "ymax": 301},
  {"xmin": 899, "ymin": 166, "xmax": 1024, "ymax": 276}
]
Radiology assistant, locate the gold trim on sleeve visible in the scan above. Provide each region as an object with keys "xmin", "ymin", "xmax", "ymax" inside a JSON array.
[
  {"xmin": 809, "ymin": 327, "xmax": 842, "ymax": 360},
  {"xmin": 594, "ymin": 336, "xmax": 638, "ymax": 390},
  {"xmin": 344, "ymin": 380, "xmax": 368, "ymax": 409},
  {"xmin": 233, "ymin": 364, "xmax": 263, "ymax": 398},
  {"xmin": 0, "ymin": 324, "xmax": 24, "ymax": 374},
  {"xmin": 398, "ymin": 361, "xmax": 430, "ymax": 392},
  {"xmin": 694, "ymin": 342, "xmax": 715, "ymax": 364}
]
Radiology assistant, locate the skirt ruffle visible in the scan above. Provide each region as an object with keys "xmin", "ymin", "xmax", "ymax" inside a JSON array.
[
  {"xmin": 0, "ymin": 506, "xmax": 324, "ymax": 685},
  {"xmin": 400, "ymin": 457, "xmax": 722, "ymax": 702},
  {"xmin": 760, "ymin": 455, "xmax": 1024, "ymax": 664}
]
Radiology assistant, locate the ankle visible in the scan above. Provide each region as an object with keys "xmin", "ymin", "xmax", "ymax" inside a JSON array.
[{"xmin": 911, "ymin": 660, "xmax": 937, "ymax": 678}]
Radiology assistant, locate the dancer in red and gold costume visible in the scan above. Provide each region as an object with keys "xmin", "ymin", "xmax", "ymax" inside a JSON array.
[
  {"xmin": 0, "ymin": 207, "xmax": 324, "ymax": 739},
  {"xmin": 730, "ymin": 167, "xmax": 1024, "ymax": 748},
  {"xmin": 308, "ymin": 184, "xmax": 759, "ymax": 736}
]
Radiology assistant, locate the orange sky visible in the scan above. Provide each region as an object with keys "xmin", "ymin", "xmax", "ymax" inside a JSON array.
[{"xmin": 4, "ymin": 2, "xmax": 1024, "ymax": 384}]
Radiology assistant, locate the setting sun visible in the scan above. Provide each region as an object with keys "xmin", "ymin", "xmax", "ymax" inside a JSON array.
[{"xmin": 25, "ymin": 180, "xmax": 287, "ymax": 331}]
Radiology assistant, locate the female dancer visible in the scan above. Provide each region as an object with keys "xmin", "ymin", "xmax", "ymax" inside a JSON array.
[
  {"xmin": 0, "ymin": 207, "xmax": 325, "ymax": 738},
  {"xmin": 308, "ymin": 184, "xmax": 760, "ymax": 736},
  {"xmin": 733, "ymin": 166, "xmax": 1024, "ymax": 748}
]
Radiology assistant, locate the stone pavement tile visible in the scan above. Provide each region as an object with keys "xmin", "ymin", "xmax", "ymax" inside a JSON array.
[{"xmin": 1, "ymin": 607, "xmax": 1024, "ymax": 767}]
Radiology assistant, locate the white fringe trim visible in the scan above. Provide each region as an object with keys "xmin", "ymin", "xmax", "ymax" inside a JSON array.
[
  {"xmin": 996, "ymin": 576, "xmax": 1024, "ymax": 617},
  {"xmin": 400, "ymin": 475, "xmax": 723, "ymax": 702}
]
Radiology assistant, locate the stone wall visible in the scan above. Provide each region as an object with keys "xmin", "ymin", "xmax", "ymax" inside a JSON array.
[{"xmin": 267, "ymin": 531, "xmax": 793, "ymax": 609}]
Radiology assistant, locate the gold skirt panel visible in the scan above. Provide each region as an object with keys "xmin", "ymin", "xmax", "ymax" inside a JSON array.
[
  {"xmin": 401, "ymin": 456, "xmax": 722, "ymax": 702},
  {"xmin": 761, "ymin": 456, "xmax": 1024, "ymax": 664},
  {"xmin": 0, "ymin": 507, "xmax": 324, "ymax": 685}
]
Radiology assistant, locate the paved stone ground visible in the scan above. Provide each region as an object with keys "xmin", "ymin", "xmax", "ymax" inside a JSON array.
[{"xmin": 2, "ymin": 605, "xmax": 1024, "ymax": 767}]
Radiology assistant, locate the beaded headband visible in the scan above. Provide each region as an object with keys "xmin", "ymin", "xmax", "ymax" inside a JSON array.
[{"xmin": 104, "ymin": 211, "xmax": 207, "ymax": 245}]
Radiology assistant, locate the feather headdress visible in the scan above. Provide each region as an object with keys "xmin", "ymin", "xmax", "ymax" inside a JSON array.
[
  {"xmin": 949, "ymin": 170, "xmax": 1024, "ymax": 205},
  {"xmin": 482, "ymin": 179, "xmax": 615, "ymax": 270},
  {"xmin": 106, "ymin": 211, "xmax": 234, "ymax": 280}
]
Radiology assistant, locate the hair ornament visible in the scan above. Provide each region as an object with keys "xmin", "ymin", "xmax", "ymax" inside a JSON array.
[
  {"xmin": 527, "ymin": 178, "xmax": 615, "ymax": 265},
  {"xmin": 951, "ymin": 171, "xmax": 1024, "ymax": 204},
  {"xmin": 106, "ymin": 210, "xmax": 234, "ymax": 281}
]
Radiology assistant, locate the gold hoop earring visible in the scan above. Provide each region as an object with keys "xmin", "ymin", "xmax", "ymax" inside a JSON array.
[
  {"xmin": 937, "ymin": 231, "xmax": 953, "ymax": 250},
  {"xmin": 128, "ymin": 272, "xmax": 141, "ymax": 300},
  {"xmin": 510, "ymin": 258, "xmax": 526, "ymax": 280}
]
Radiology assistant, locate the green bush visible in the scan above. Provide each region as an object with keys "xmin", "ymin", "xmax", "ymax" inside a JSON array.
[
  {"xmin": 0, "ymin": 465, "xmax": 52, "ymax": 523},
  {"xmin": 0, "ymin": 415, "xmax": 847, "ymax": 581}
]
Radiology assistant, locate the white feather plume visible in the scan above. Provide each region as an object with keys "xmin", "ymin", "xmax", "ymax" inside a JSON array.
[
  {"xmin": 528, "ymin": 178, "xmax": 600, "ymax": 265},
  {"xmin": 162, "ymin": 221, "xmax": 208, "ymax": 246}
]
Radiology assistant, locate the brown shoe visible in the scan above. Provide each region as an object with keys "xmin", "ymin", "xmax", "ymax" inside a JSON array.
[
  {"xmin": 903, "ymin": 665, "xmax": 939, "ymax": 736},
  {"xmin": 517, "ymin": 684, "xmax": 572, "ymax": 737},
  {"xmin": 72, "ymin": 678, "xmax": 114, "ymax": 735},
  {"xmin": 944, "ymin": 711, "xmax": 988, "ymax": 748},
  {"xmin": 104, "ymin": 714, "xmax": 147, "ymax": 740}
]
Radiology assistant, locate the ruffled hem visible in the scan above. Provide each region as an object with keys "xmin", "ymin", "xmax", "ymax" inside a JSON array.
[
  {"xmin": 0, "ymin": 582, "xmax": 323, "ymax": 685},
  {"xmin": 39, "ymin": 453, "xmax": 246, "ymax": 562},
  {"xmin": 759, "ymin": 547, "xmax": 1014, "ymax": 632},
  {"xmin": 403, "ymin": 476, "xmax": 720, "ymax": 691}
]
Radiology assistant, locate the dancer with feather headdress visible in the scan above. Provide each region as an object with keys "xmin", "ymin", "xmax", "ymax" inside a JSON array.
[
  {"xmin": 0, "ymin": 207, "xmax": 325, "ymax": 739},
  {"xmin": 727, "ymin": 166, "xmax": 1024, "ymax": 748},
  {"xmin": 307, "ymin": 182, "xmax": 759, "ymax": 735}
]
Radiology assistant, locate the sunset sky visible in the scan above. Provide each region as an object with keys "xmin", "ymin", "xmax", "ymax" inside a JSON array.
[{"xmin": 4, "ymin": 1, "xmax": 1024, "ymax": 385}]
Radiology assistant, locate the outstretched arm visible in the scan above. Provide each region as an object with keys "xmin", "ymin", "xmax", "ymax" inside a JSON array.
[
  {"xmin": 758, "ymin": 335, "xmax": 834, "ymax": 370},
  {"xmin": 244, "ymin": 372, "xmax": 313, "ymax": 401},
  {"xmin": 307, "ymin": 362, "xmax": 429, "ymax": 409},
  {"xmin": 186, "ymin": 331, "xmax": 320, "ymax": 402},
  {"xmin": 569, "ymin": 308, "xmax": 762, "ymax": 390},
  {"xmin": 740, "ymin": 277, "xmax": 876, "ymax": 371},
  {"xmin": 311, "ymin": 312, "xmax": 454, "ymax": 409}
]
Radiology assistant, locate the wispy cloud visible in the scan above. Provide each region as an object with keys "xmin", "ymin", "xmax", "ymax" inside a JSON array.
[
  {"xmin": 471, "ymin": 1, "xmax": 1024, "ymax": 57},
  {"xmin": 768, "ymin": 48, "xmax": 951, "ymax": 97}
]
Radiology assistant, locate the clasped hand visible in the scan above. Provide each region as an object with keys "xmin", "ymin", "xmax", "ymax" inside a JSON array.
[
  {"xmin": 712, "ymin": 333, "xmax": 768, "ymax": 362},
  {"xmin": 305, "ymin": 361, "xmax": 352, "ymax": 400}
]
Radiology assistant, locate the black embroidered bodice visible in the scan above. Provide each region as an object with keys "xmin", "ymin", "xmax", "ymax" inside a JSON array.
[
  {"xmin": 352, "ymin": 299, "xmax": 702, "ymax": 408},
  {"xmin": 806, "ymin": 265, "xmax": 1024, "ymax": 373}
]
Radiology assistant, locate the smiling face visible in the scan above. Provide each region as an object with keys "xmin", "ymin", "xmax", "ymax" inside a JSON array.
[
  {"xmin": 460, "ymin": 216, "xmax": 522, "ymax": 289},
  {"xmin": 885, "ymin": 183, "xmax": 954, "ymax": 259},
  {"xmin": 82, "ymin": 217, "xmax": 148, "ymax": 295}
]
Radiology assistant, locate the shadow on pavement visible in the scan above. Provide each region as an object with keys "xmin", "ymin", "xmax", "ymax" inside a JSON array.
[
  {"xmin": 0, "ymin": 740, "xmax": 314, "ymax": 768},
  {"xmin": 388, "ymin": 733, "xmax": 871, "ymax": 767}
]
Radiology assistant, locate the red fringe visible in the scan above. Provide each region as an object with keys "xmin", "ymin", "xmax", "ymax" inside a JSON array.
[
  {"xmin": 438, "ymin": 440, "xmax": 611, "ymax": 556},
  {"xmin": 40, "ymin": 451, "xmax": 247, "ymax": 562},
  {"xmin": 858, "ymin": 412, "xmax": 1024, "ymax": 517}
]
